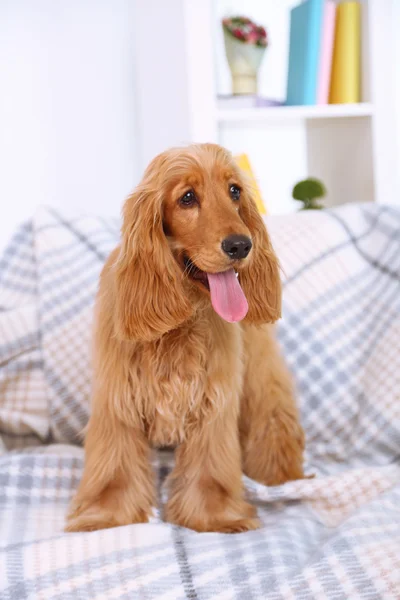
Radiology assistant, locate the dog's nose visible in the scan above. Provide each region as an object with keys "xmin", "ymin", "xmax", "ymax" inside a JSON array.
[{"xmin": 221, "ymin": 235, "xmax": 252, "ymax": 260}]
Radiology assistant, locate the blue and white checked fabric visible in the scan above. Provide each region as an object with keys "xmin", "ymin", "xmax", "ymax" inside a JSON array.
[{"xmin": 0, "ymin": 204, "xmax": 399, "ymax": 599}]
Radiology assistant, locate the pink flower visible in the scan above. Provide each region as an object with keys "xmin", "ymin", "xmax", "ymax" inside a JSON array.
[
  {"xmin": 232, "ymin": 28, "xmax": 245, "ymax": 40},
  {"xmin": 222, "ymin": 15, "xmax": 268, "ymax": 46},
  {"xmin": 247, "ymin": 32, "xmax": 259, "ymax": 43}
]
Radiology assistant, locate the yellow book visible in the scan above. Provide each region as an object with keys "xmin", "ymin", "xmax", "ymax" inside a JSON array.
[
  {"xmin": 329, "ymin": 2, "xmax": 361, "ymax": 104},
  {"xmin": 234, "ymin": 154, "xmax": 266, "ymax": 214}
]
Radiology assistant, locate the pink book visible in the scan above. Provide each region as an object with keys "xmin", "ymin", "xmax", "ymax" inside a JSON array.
[{"xmin": 317, "ymin": 1, "xmax": 337, "ymax": 105}]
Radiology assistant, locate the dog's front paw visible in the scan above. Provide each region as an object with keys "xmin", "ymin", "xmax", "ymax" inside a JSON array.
[
  {"xmin": 169, "ymin": 514, "xmax": 260, "ymax": 534},
  {"xmin": 206, "ymin": 516, "xmax": 260, "ymax": 534},
  {"xmin": 166, "ymin": 497, "xmax": 260, "ymax": 533},
  {"xmin": 65, "ymin": 503, "xmax": 150, "ymax": 533}
]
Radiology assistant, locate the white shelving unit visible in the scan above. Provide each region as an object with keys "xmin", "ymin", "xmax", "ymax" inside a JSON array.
[
  {"xmin": 217, "ymin": 103, "xmax": 374, "ymax": 123},
  {"xmin": 132, "ymin": 0, "xmax": 399, "ymax": 215}
]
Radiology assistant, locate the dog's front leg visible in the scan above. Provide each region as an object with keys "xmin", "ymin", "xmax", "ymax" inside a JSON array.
[
  {"xmin": 65, "ymin": 407, "xmax": 154, "ymax": 533},
  {"xmin": 165, "ymin": 403, "xmax": 259, "ymax": 534}
]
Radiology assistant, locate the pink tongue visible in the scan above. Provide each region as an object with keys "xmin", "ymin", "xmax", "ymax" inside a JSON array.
[{"xmin": 207, "ymin": 269, "xmax": 248, "ymax": 323}]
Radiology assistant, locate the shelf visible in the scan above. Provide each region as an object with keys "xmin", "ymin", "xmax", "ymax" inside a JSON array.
[{"xmin": 217, "ymin": 103, "xmax": 374, "ymax": 123}]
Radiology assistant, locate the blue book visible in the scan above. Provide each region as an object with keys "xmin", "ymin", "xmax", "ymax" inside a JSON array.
[{"xmin": 286, "ymin": 0, "xmax": 324, "ymax": 106}]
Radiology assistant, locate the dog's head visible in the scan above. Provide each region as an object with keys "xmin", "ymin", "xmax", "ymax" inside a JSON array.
[{"xmin": 115, "ymin": 143, "xmax": 281, "ymax": 342}]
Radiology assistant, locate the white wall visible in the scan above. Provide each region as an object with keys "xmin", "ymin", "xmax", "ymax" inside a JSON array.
[
  {"xmin": 130, "ymin": 0, "xmax": 217, "ymax": 171},
  {"xmin": 394, "ymin": 0, "xmax": 400, "ymax": 198},
  {"xmin": 0, "ymin": 0, "xmax": 139, "ymax": 250}
]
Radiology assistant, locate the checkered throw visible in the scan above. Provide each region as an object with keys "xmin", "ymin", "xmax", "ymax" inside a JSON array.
[{"xmin": 0, "ymin": 204, "xmax": 399, "ymax": 599}]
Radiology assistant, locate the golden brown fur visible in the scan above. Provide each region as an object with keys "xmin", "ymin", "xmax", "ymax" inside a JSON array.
[{"xmin": 65, "ymin": 143, "xmax": 305, "ymax": 534}]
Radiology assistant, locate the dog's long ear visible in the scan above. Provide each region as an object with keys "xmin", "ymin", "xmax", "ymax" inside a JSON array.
[
  {"xmin": 238, "ymin": 185, "xmax": 282, "ymax": 324},
  {"xmin": 114, "ymin": 166, "xmax": 192, "ymax": 342}
]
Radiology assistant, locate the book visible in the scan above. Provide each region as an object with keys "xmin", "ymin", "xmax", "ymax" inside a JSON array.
[
  {"xmin": 317, "ymin": 1, "xmax": 337, "ymax": 104},
  {"xmin": 286, "ymin": 0, "xmax": 325, "ymax": 106},
  {"xmin": 234, "ymin": 154, "xmax": 266, "ymax": 215},
  {"xmin": 218, "ymin": 95, "xmax": 284, "ymax": 110},
  {"xmin": 329, "ymin": 2, "xmax": 361, "ymax": 104}
]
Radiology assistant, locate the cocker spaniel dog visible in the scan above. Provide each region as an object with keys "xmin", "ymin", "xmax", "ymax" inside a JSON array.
[{"xmin": 66, "ymin": 143, "xmax": 305, "ymax": 534}]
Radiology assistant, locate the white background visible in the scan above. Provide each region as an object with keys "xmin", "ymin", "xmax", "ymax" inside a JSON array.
[
  {"xmin": 0, "ymin": 0, "xmax": 399, "ymax": 251},
  {"xmin": 0, "ymin": 0, "xmax": 139, "ymax": 250}
]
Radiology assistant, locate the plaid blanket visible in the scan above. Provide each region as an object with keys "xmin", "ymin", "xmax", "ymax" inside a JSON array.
[{"xmin": 0, "ymin": 204, "xmax": 399, "ymax": 599}]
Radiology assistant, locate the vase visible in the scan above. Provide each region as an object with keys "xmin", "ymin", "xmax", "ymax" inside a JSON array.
[{"xmin": 223, "ymin": 31, "xmax": 266, "ymax": 95}]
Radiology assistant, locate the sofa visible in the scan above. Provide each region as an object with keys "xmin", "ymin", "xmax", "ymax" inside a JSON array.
[{"xmin": 0, "ymin": 203, "xmax": 399, "ymax": 599}]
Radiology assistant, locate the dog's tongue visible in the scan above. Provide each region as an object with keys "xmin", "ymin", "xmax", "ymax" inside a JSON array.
[{"xmin": 207, "ymin": 269, "xmax": 248, "ymax": 323}]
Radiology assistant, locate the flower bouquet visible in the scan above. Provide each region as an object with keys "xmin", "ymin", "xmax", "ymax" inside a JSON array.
[{"xmin": 222, "ymin": 16, "xmax": 268, "ymax": 95}]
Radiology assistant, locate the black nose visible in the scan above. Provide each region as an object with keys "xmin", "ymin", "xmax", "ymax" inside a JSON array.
[{"xmin": 221, "ymin": 234, "xmax": 252, "ymax": 260}]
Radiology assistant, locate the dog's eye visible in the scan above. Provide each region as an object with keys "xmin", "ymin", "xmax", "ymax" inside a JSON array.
[
  {"xmin": 229, "ymin": 185, "xmax": 241, "ymax": 201},
  {"xmin": 180, "ymin": 190, "xmax": 197, "ymax": 207}
]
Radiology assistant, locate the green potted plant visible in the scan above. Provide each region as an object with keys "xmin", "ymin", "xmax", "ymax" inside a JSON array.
[{"xmin": 292, "ymin": 178, "xmax": 327, "ymax": 210}]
